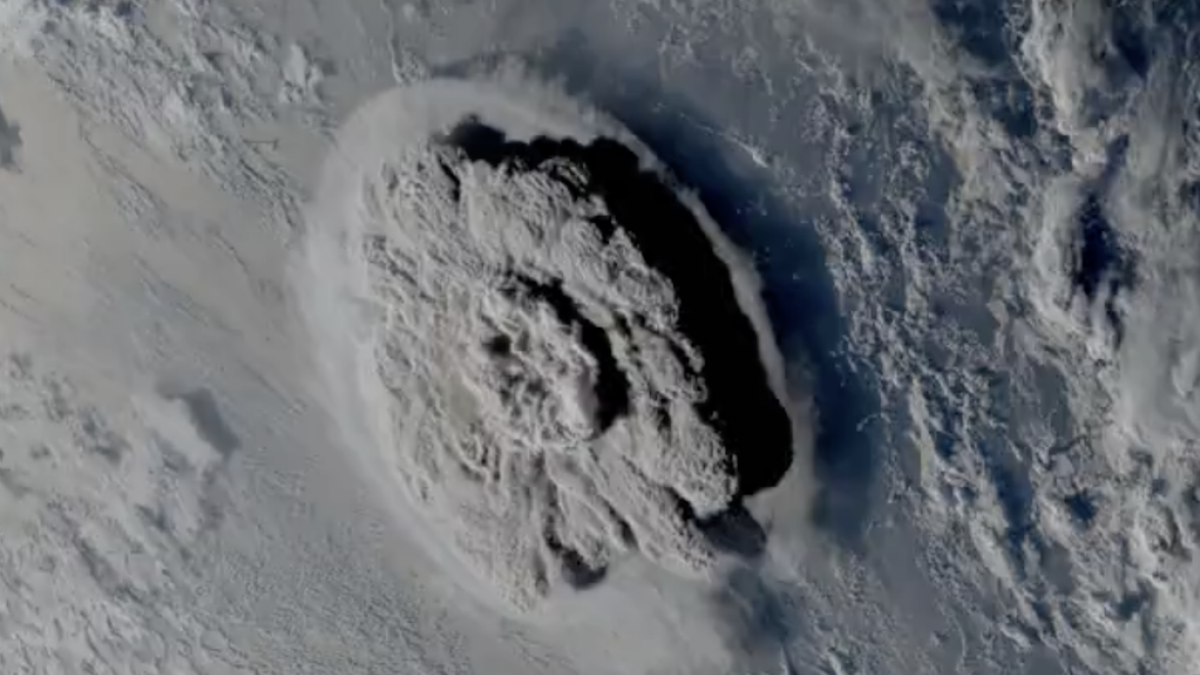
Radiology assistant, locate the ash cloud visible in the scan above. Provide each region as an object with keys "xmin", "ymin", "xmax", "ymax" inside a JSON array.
[
  {"xmin": 341, "ymin": 114, "xmax": 795, "ymax": 611},
  {"xmin": 442, "ymin": 118, "xmax": 795, "ymax": 500}
]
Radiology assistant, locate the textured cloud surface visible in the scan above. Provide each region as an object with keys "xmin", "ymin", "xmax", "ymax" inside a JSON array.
[{"xmin": 296, "ymin": 79, "xmax": 798, "ymax": 611}]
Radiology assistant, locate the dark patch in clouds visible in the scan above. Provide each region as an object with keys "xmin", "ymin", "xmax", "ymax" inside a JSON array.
[{"xmin": 0, "ymin": 102, "xmax": 20, "ymax": 170}]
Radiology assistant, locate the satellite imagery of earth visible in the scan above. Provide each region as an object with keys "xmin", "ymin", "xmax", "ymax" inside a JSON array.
[{"xmin": 0, "ymin": 0, "xmax": 1197, "ymax": 673}]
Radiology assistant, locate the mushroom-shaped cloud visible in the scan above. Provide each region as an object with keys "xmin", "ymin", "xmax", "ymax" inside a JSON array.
[{"xmin": 297, "ymin": 77, "xmax": 801, "ymax": 613}]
